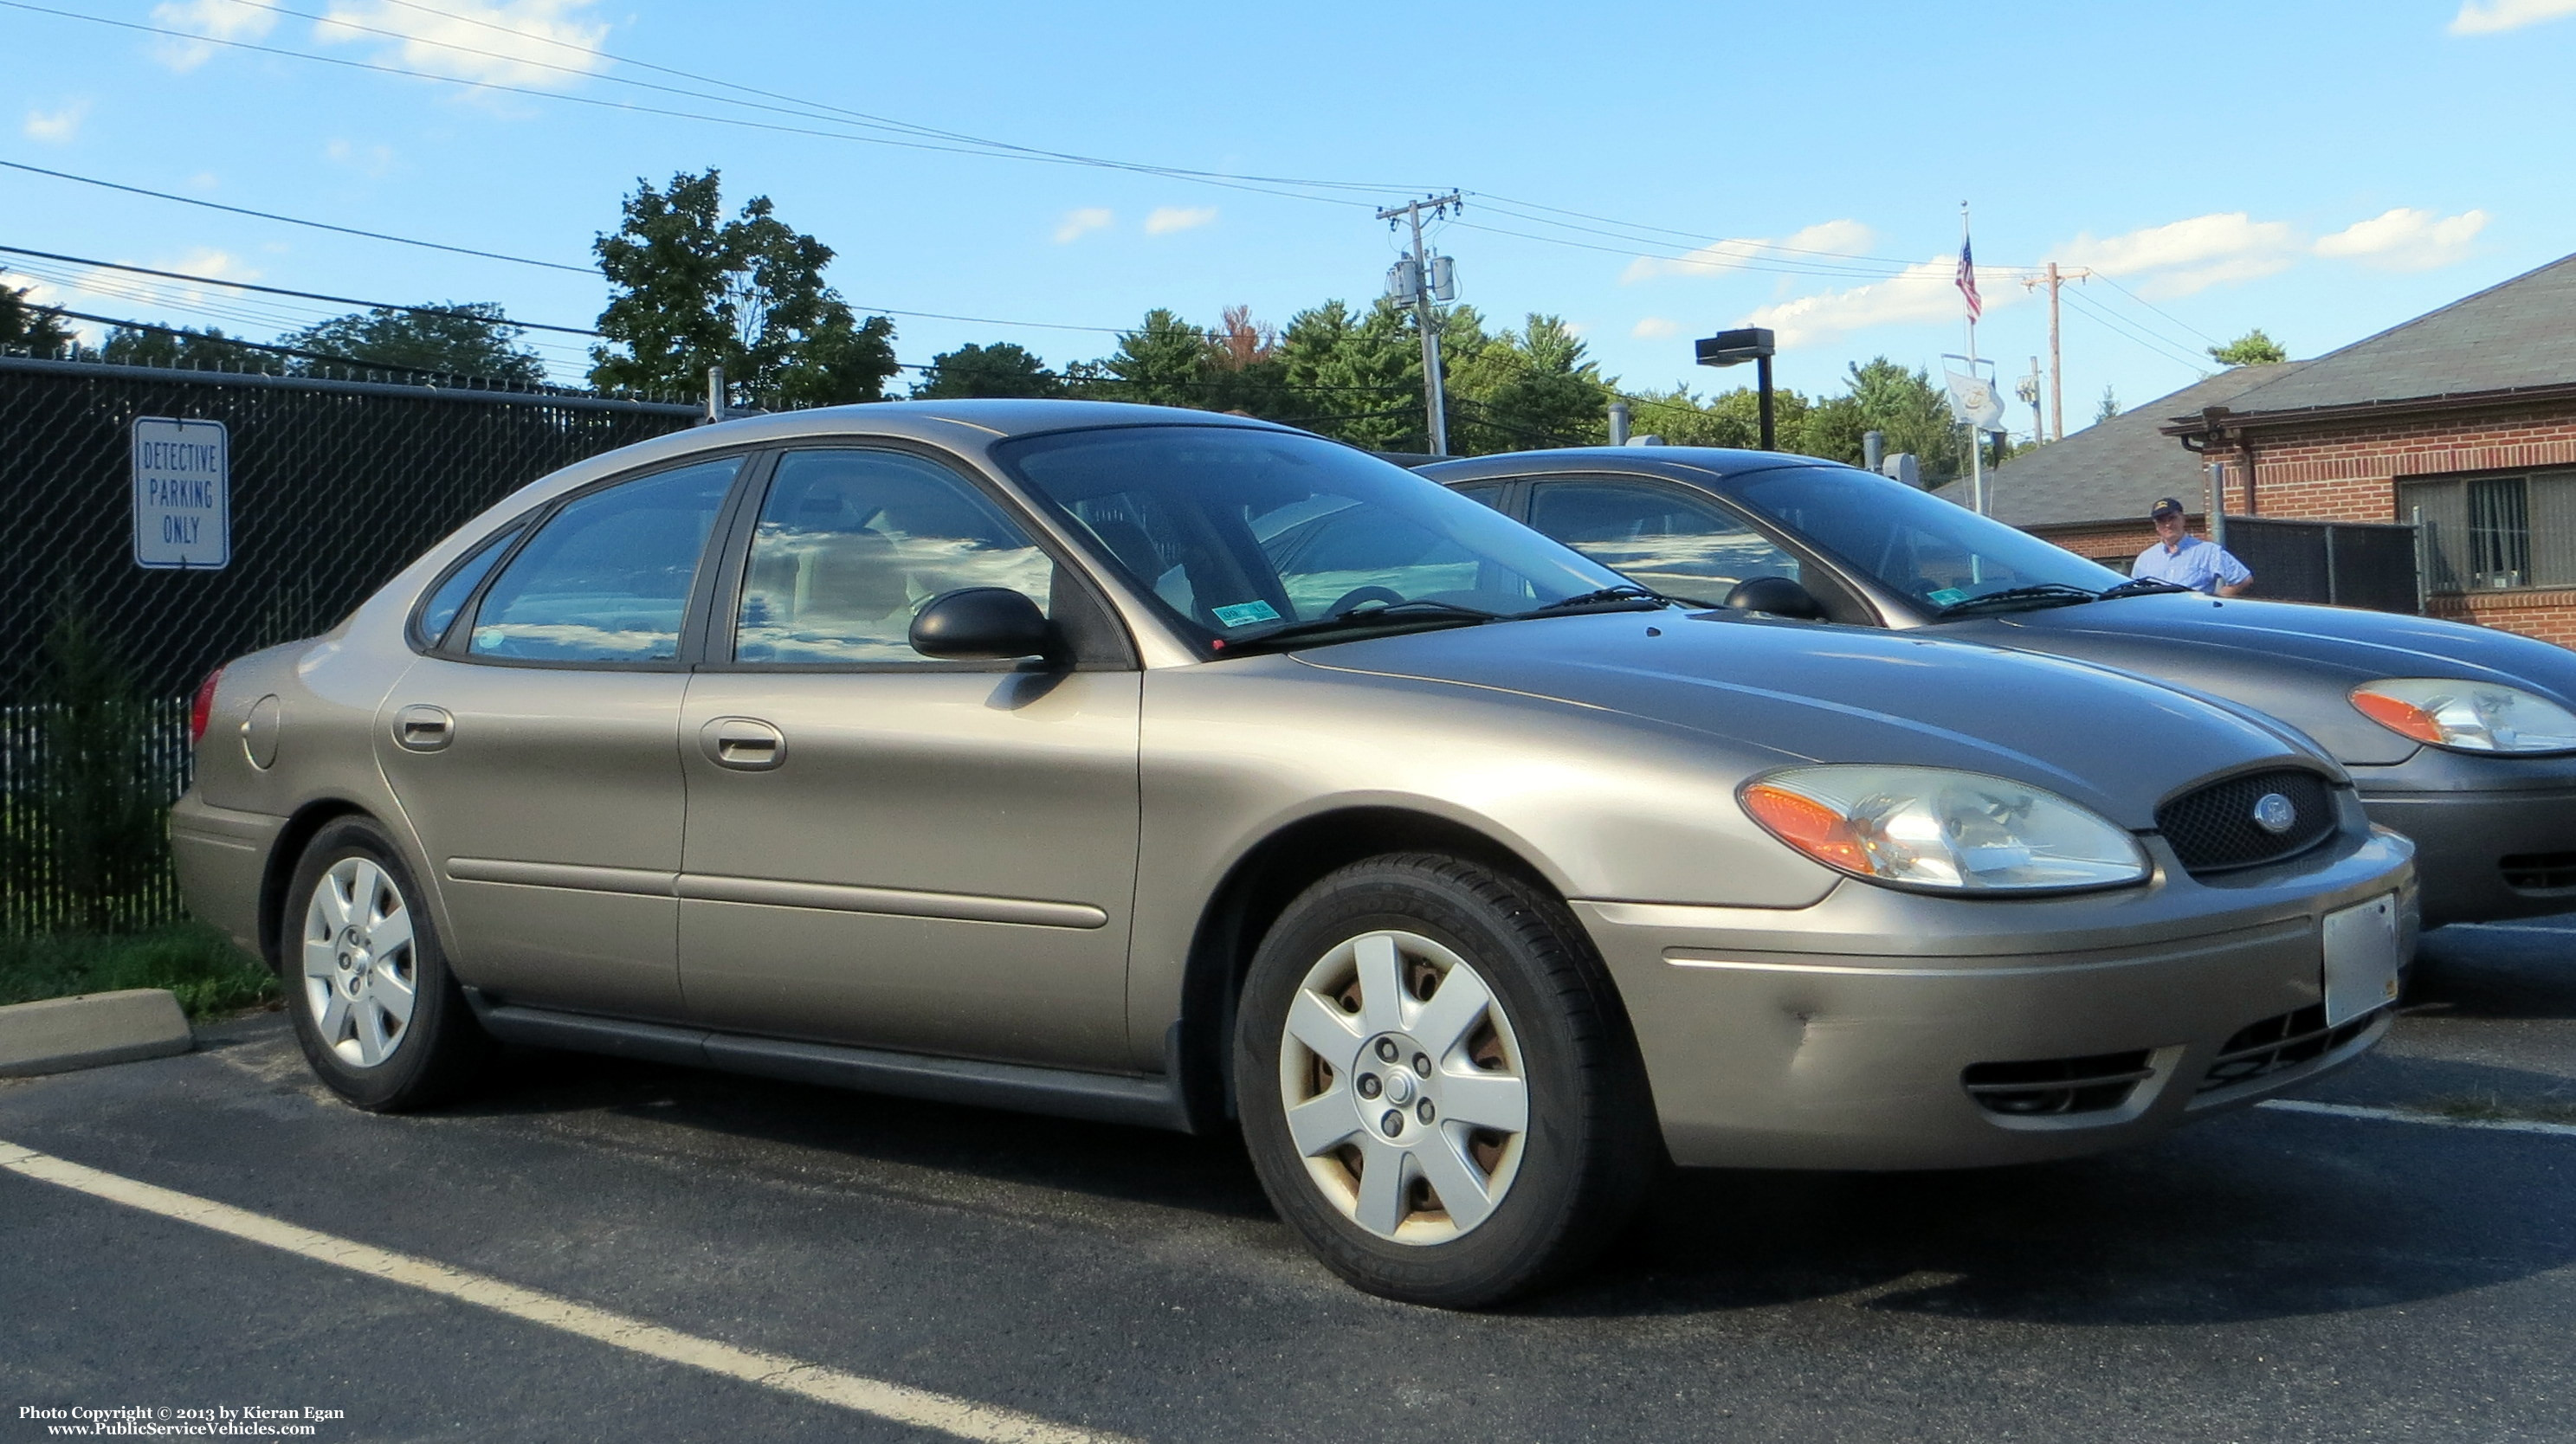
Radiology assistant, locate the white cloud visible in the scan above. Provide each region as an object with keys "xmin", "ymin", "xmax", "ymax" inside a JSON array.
[
  {"xmin": 2450, "ymin": 0, "xmax": 2576, "ymax": 34},
  {"xmin": 2050, "ymin": 211, "xmax": 2302, "ymax": 297},
  {"xmin": 2314, "ymin": 207, "xmax": 2489, "ymax": 270},
  {"xmin": 1742, "ymin": 254, "xmax": 2017, "ymax": 348},
  {"xmin": 29, "ymin": 248, "xmax": 262, "ymax": 320},
  {"xmin": 1631, "ymin": 316, "xmax": 1680, "ymax": 339},
  {"xmin": 1052, "ymin": 208, "xmax": 1113, "ymax": 243},
  {"xmin": 1144, "ymin": 205, "xmax": 1217, "ymax": 235},
  {"xmin": 149, "ymin": 0, "xmax": 280, "ymax": 72},
  {"xmin": 313, "ymin": 0, "xmax": 607, "ymax": 89},
  {"xmin": 1623, "ymin": 219, "xmax": 1876, "ymax": 283},
  {"xmin": 22, "ymin": 100, "xmax": 88, "ymax": 143},
  {"xmin": 325, "ymin": 138, "xmax": 397, "ymax": 175}
]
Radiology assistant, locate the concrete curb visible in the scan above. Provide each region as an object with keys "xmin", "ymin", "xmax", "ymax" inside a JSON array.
[{"xmin": 0, "ymin": 990, "xmax": 194, "ymax": 1078}]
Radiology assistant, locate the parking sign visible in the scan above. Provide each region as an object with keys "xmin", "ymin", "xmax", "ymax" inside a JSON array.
[{"xmin": 132, "ymin": 416, "xmax": 230, "ymax": 569}]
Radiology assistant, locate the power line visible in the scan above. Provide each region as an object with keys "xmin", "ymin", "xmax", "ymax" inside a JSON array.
[
  {"xmin": 2058, "ymin": 289, "xmax": 2209, "ymax": 372},
  {"xmin": 2087, "ymin": 270, "xmax": 2225, "ymax": 347},
  {"xmin": 0, "ymin": 244, "xmax": 602, "ymax": 334},
  {"xmin": 0, "ymin": 158, "xmax": 594, "ymax": 273}
]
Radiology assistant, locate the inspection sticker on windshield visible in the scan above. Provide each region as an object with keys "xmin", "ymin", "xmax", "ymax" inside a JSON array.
[
  {"xmin": 1927, "ymin": 587, "xmax": 1970, "ymax": 606},
  {"xmin": 1212, "ymin": 600, "xmax": 1282, "ymax": 628}
]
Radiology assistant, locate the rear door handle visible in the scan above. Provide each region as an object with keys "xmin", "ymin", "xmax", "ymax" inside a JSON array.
[
  {"xmin": 393, "ymin": 705, "xmax": 454, "ymax": 752},
  {"xmin": 700, "ymin": 717, "xmax": 786, "ymax": 771}
]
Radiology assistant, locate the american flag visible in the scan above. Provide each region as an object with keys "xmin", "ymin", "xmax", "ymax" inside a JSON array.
[{"xmin": 1956, "ymin": 238, "xmax": 1983, "ymax": 322}]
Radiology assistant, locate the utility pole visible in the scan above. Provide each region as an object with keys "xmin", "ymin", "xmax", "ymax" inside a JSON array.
[
  {"xmin": 1378, "ymin": 193, "xmax": 1462, "ymax": 455},
  {"xmin": 2020, "ymin": 261, "xmax": 2090, "ymax": 441}
]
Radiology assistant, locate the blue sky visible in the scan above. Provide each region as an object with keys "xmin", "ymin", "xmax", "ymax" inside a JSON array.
[{"xmin": 6, "ymin": 0, "xmax": 2575, "ymax": 435}]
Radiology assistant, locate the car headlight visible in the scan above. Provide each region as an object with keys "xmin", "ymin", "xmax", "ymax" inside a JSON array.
[
  {"xmin": 1740, "ymin": 765, "xmax": 2150, "ymax": 893},
  {"xmin": 2348, "ymin": 679, "xmax": 2576, "ymax": 754}
]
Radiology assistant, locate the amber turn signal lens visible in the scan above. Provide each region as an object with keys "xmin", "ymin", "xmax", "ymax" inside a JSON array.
[
  {"xmin": 1741, "ymin": 783, "xmax": 1872, "ymax": 873},
  {"xmin": 2349, "ymin": 688, "xmax": 2443, "ymax": 745}
]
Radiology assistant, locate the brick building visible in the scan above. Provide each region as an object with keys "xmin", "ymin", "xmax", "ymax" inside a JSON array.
[{"xmin": 1970, "ymin": 252, "xmax": 2576, "ymax": 648}]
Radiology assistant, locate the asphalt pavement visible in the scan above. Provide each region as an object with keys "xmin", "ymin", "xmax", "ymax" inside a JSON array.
[{"xmin": 3, "ymin": 917, "xmax": 2572, "ymax": 1444}]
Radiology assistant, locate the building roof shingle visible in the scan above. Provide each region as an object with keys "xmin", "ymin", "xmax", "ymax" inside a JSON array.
[{"xmin": 2201, "ymin": 251, "xmax": 2576, "ymax": 419}]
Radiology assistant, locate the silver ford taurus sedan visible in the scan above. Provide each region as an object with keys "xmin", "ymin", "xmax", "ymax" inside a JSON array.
[
  {"xmin": 172, "ymin": 402, "xmax": 2415, "ymax": 1306},
  {"xmin": 1418, "ymin": 446, "xmax": 2576, "ymax": 927}
]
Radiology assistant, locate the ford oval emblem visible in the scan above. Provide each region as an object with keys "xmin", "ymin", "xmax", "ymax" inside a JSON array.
[{"xmin": 2252, "ymin": 792, "xmax": 2298, "ymax": 835}]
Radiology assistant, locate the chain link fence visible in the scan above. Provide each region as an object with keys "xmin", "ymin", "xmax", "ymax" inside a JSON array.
[{"xmin": 0, "ymin": 353, "xmax": 699, "ymax": 934}]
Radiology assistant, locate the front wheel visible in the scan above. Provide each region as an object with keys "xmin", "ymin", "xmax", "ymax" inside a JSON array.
[
  {"xmin": 285, "ymin": 816, "xmax": 488, "ymax": 1111},
  {"xmin": 1234, "ymin": 853, "xmax": 1656, "ymax": 1307}
]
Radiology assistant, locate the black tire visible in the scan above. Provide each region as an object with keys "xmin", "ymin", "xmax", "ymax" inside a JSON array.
[
  {"xmin": 282, "ymin": 816, "xmax": 489, "ymax": 1112},
  {"xmin": 1234, "ymin": 852, "xmax": 1657, "ymax": 1307}
]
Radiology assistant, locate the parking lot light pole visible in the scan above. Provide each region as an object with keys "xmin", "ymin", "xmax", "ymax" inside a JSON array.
[{"xmin": 1695, "ymin": 328, "xmax": 1778, "ymax": 450}]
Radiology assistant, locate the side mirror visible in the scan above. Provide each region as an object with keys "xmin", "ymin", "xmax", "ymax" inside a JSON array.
[
  {"xmin": 1723, "ymin": 575, "xmax": 1828, "ymax": 621},
  {"xmin": 909, "ymin": 587, "xmax": 1058, "ymax": 661}
]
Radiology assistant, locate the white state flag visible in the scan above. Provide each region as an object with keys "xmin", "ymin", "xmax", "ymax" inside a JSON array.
[{"xmin": 1944, "ymin": 369, "xmax": 2007, "ymax": 434}]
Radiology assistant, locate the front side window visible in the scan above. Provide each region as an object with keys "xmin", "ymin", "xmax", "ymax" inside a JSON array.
[
  {"xmin": 1528, "ymin": 479, "xmax": 1804, "ymax": 604},
  {"xmin": 733, "ymin": 448, "xmax": 1056, "ymax": 665},
  {"xmin": 467, "ymin": 456, "xmax": 739, "ymax": 662},
  {"xmin": 1728, "ymin": 464, "xmax": 2122, "ymax": 610}
]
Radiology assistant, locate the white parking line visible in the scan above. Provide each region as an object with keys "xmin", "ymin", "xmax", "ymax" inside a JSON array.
[
  {"xmin": 2256, "ymin": 1099, "xmax": 2576, "ymax": 1138},
  {"xmin": 0, "ymin": 1140, "xmax": 1133, "ymax": 1444}
]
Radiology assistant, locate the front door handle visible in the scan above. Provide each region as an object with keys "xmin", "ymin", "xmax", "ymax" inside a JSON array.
[
  {"xmin": 700, "ymin": 717, "xmax": 786, "ymax": 771},
  {"xmin": 393, "ymin": 705, "xmax": 454, "ymax": 752}
]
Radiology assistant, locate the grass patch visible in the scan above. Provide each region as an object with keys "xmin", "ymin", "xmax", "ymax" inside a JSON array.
[
  {"xmin": 2424, "ymin": 1093, "xmax": 2576, "ymax": 1127},
  {"xmin": 0, "ymin": 923, "xmax": 278, "ymax": 1019}
]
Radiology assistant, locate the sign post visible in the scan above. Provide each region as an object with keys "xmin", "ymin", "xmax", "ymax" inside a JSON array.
[{"xmin": 132, "ymin": 416, "xmax": 230, "ymax": 570}]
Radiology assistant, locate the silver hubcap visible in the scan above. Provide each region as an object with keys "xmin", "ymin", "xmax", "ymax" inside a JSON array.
[
  {"xmin": 300, "ymin": 857, "xmax": 418, "ymax": 1069},
  {"xmin": 1276, "ymin": 930, "xmax": 1530, "ymax": 1245}
]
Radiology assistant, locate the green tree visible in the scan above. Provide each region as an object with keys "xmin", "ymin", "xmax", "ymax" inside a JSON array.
[
  {"xmin": 2095, "ymin": 384, "xmax": 2121, "ymax": 423},
  {"xmin": 911, "ymin": 341, "xmax": 1064, "ymax": 399},
  {"xmin": 1625, "ymin": 384, "xmax": 1815, "ymax": 450},
  {"xmin": 2208, "ymin": 328, "xmax": 2289, "ymax": 366},
  {"xmin": 1792, "ymin": 358, "xmax": 1963, "ymax": 483},
  {"xmin": 1275, "ymin": 300, "xmax": 1423, "ymax": 449},
  {"xmin": 100, "ymin": 324, "xmax": 270, "ymax": 371},
  {"xmin": 589, "ymin": 168, "xmax": 898, "ymax": 406},
  {"xmin": 0, "ymin": 282, "xmax": 73, "ymax": 352},
  {"xmin": 1091, "ymin": 308, "xmax": 1218, "ymax": 408},
  {"xmin": 1449, "ymin": 313, "xmax": 1607, "ymax": 452},
  {"xmin": 282, "ymin": 301, "xmax": 546, "ymax": 385}
]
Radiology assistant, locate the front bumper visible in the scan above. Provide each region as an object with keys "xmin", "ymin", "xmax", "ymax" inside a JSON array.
[
  {"xmin": 2350, "ymin": 748, "xmax": 2576, "ymax": 925},
  {"xmin": 1578, "ymin": 826, "xmax": 2415, "ymax": 1170}
]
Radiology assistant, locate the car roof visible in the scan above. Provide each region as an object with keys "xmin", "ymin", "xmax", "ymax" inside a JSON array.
[
  {"xmin": 1411, "ymin": 446, "xmax": 1841, "ymax": 491},
  {"xmin": 708, "ymin": 397, "xmax": 1295, "ymax": 446}
]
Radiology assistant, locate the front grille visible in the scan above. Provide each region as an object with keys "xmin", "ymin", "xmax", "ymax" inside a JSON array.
[
  {"xmin": 2501, "ymin": 851, "xmax": 2576, "ymax": 893},
  {"xmin": 2155, "ymin": 769, "xmax": 2337, "ymax": 875},
  {"xmin": 1964, "ymin": 1049, "xmax": 2158, "ymax": 1117},
  {"xmin": 2197, "ymin": 1002, "xmax": 2379, "ymax": 1095}
]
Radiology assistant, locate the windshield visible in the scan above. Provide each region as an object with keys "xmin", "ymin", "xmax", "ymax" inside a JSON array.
[
  {"xmin": 993, "ymin": 425, "xmax": 1629, "ymax": 650},
  {"xmin": 1727, "ymin": 464, "xmax": 2125, "ymax": 613}
]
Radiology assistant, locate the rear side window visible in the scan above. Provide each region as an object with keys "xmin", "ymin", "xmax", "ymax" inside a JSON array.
[
  {"xmin": 1528, "ymin": 479, "xmax": 1805, "ymax": 603},
  {"xmin": 412, "ymin": 525, "xmax": 520, "ymax": 648},
  {"xmin": 467, "ymin": 457, "xmax": 740, "ymax": 663}
]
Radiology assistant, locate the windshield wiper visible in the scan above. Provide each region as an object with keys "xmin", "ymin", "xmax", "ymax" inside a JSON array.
[
  {"xmin": 1932, "ymin": 583, "xmax": 2105, "ymax": 618},
  {"xmin": 1511, "ymin": 584, "xmax": 1694, "ymax": 620},
  {"xmin": 2096, "ymin": 577, "xmax": 2195, "ymax": 599},
  {"xmin": 1214, "ymin": 599, "xmax": 1498, "ymax": 654}
]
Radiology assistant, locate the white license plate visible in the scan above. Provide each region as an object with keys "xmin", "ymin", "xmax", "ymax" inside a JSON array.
[{"xmin": 2321, "ymin": 893, "xmax": 2402, "ymax": 1028}]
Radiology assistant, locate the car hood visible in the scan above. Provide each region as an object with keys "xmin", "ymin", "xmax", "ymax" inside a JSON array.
[
  {"xmin": 1292, "ymin": 609, "xmax": 2326, "ymax": 828},
  {"xmin": 1940, "ymin": 593, "xmax": 2576, "ymax": 765}
]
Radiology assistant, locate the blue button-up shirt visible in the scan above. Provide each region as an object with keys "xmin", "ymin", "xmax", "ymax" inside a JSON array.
[{"xmin": 2133, "ymin": 535, "xmax": 2251, "ymax": 594}]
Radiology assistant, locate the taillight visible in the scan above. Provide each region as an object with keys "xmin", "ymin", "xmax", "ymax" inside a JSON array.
[{"xmin": 190, "ymin": 667, "xmax": 225, "ymax": 746}]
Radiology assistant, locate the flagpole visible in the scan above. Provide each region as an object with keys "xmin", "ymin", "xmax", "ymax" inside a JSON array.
[{"xmin": 1963, "ymin": 201, "xmax": 1986, "ymax": 518}]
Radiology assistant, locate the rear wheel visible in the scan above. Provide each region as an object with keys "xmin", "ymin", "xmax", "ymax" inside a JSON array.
[
  {"xmin": 285, "ymin": 817, "xmax": 487, "ymax": 1111},
  {"xmin": 1235, "ymin": 853, "xmax": 1656, "ymax": 1307}
]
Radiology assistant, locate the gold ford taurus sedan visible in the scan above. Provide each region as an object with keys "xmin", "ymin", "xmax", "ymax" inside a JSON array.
[{"xmin": 172, "ymin": 401, "xmax": 2416, "ymax": 1306}]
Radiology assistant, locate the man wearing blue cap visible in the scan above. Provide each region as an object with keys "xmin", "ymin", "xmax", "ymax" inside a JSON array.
[{"xmin": 2134, "ymin": 497, "xmax": 2252, "ymax": 596}]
